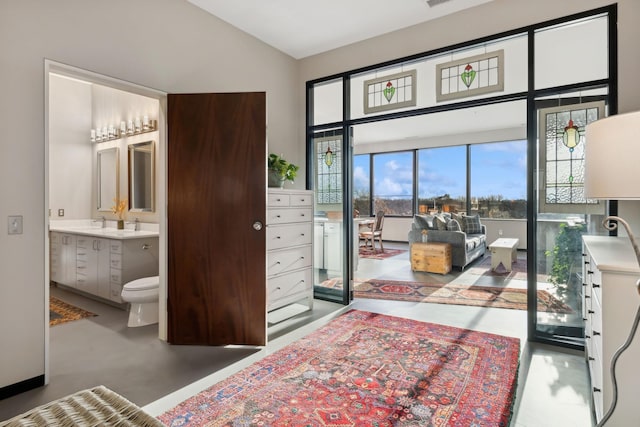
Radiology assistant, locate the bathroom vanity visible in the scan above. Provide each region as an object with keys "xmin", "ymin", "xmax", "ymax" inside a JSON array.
[{"xmin": 50, "ymin": 224, "xmax": 159, "ymax": 305}]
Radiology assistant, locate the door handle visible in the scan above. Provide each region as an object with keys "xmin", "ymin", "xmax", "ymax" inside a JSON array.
[{"xmin": 253, "ymin": 221, "xmax": 263, "ymax": 231}]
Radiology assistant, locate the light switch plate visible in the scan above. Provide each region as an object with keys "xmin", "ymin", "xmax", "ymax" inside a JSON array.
[{"xmin": 8, "ymin": 215, "xmax": 23, "ymax": 235}]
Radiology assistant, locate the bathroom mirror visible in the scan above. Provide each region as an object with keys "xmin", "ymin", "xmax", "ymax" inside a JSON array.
[
  {"xmin": 97, "ymin": 147, "xmax": 119, "ymax": 211},
  {"xmin": 128, "ymin": 140, "xmax": 155, "ymax": 212}
]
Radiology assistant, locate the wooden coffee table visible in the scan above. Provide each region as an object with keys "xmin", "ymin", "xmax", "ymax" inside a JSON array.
[
  {"xmin": 410, "ymin": 242, "xmax": 452, "ymax": 274},
  {"xmin": 488, "ymin": 238, "xmax": 519, "ymax": 272}
]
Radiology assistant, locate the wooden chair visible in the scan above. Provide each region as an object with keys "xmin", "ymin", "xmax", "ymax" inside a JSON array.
[{"xmin": 359, "ymin": 211, "xmax": 385, "ymax": 252}]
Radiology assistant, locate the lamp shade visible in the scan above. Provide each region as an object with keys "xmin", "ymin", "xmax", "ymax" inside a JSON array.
[{"xmin": 585, "ymin": 110, "xmax": 640, "ymax": 200}]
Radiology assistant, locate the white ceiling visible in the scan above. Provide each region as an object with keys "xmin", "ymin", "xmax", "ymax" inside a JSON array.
[{"xmin": 188, "ymin": 0, "xmax": 494, "ymax": 59}]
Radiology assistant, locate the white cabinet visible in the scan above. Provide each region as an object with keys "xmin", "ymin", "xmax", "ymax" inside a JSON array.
[
  {"xmin": 50, "ymin": 232, "xmax": 76, "ymax": 287},
  {"xmin": 314, "ymin": 223, "xmax": 324, "ymax": 269},
  {"xmin": 323, "ymin": 221, "xmax": 342, "ymax": 275},
  {"xmin": 76, "ymin": 236, "xmax": 111, "ymax": 298},
  {"xmin": 582, "ymin": 235, "xmax": 640, "ymax": 425},
  {"xmin": 267, "ymin": 189, "xmax": 313, "ymax": 313},
  {"xmin": 50, "ymin": 230, "xmax": 158, "ymax": 304}
]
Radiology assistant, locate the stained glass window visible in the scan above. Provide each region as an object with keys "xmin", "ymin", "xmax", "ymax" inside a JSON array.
[
  {"xmin": 539, "ymin": 101, "xmax": 605, "ymax": 214},
  {"xmin": 436, "ymin": 50, "xmax": 504, "ymax": 102},
  {"xmin": 316, "ymin": 136, "xmax": 343, "ymax": 204},
  {"xmin": 363, "ymin": 70, "xmax": 417, "ymax": 114}
]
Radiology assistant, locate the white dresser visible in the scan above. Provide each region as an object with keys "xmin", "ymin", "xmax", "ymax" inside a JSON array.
[
  {"xmin": 266, "ymin": 189, "xmax": 314, "ymax": 313},
  {"xmin": 582, "ymin": 235, "xmax": 640, "ymax": 425}
]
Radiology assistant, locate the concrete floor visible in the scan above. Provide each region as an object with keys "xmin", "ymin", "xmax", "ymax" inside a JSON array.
[{"xmin": 0, "ymin": 254, "xmax": 594, "ymax": 426}]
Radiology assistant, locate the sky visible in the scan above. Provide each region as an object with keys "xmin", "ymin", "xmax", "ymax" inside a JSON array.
[{"xmin": 353, "ymin": 140, "xmax": 527, "ymax": 200}]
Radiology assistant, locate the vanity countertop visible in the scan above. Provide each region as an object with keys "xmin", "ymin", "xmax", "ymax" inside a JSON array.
[
  {"xmin": 50, "ymin": 226, "xmax": 158, "ymax": 240},
  {"xmin": 49, "ymin": 220, "xmax": 159, "ymax": 240}
]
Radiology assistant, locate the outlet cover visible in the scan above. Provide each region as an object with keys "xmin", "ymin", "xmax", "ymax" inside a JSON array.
[{"xmin": 8, "ymin": 215, "xmax": 23, "ymax": 235}]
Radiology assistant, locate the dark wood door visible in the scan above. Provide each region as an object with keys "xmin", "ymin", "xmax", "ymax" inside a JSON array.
[{"xmin": 167, "ymin": 92, "xmax": 266, "ymax": 346}]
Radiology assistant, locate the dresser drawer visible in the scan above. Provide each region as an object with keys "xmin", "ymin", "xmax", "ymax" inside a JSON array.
[
  {"xmin": 268, "ymin": 193, "xmax": 290, "ymax": 207},
  {"xmin": 268, "ymin": 246, "xmax": 312, "ymax": 277},
  {"xmin": 289, "ymin": 193, "xmax": 313, "ymax": 207},
  {"xmin": 267, "ymin": 208, "xmax": 312, "ymax": 225},
  {"xmin": 267, "ymin": 269, "xmax": 311, "ymax": 309},
  {"xmin": 76, "ymin": 237, "xmax": 93, "ymax": 250},
  {"xmin": 267, "ymin": 223, "xmax": 312, "ymax": 250}
]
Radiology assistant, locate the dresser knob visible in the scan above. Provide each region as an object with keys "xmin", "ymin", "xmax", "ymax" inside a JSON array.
[
  {"xmin": 593, "ymin": 283, "xmax": 601, "ymax": 288},
  {"xmin": 588, "ymin": 310, "xmax": 595, "ymax": 314},
  {"xmin": 588, "ymin": 356, "xmax": 595, "ymax": 361},
  {"xmin": 587, "ymin": 270, "xmax": 594, "ymax": 275},
  {"xmin": 585, "ymin": 295, "xmax": 590, "ymax": 299},
  {"xmin": 585, "ymin": 334, "xmax": 591, "ymax": 339},
  {"xmin": 593, "ymin": 387, "xmax": 601, "ymax": 393},
  {"xmin": 593, "ymin": 331, "xmax": 601, "ymax": 336},
  {"xmin": 582, "ymin": 283, "xmax": 588, "ymax": 287}
]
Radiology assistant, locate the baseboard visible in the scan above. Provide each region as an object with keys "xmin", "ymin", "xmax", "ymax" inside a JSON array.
[{"xmin": 0, "ymin": 375, "xmax": 44, "ymax": 401}]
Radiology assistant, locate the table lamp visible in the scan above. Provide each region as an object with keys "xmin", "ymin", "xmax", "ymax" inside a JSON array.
[{"xmin": 585, "ymin": 110, "xmax": 640, "ymax": 426}]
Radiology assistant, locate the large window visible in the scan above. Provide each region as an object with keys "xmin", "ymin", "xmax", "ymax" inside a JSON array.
[
  {"xmin": 417, "ymin": 146, "xmax": 466, "ymax": 214},
  {"xmin": 470, "ymin": 140, "xmax": 527, "ymax": 218},
  {"xmin": 353, "ymin": 154, "xmax": 371, "ymax": 216},
  {"xmin": 372, "ymin": 152, "xmax": 414, "ymax": 216}
]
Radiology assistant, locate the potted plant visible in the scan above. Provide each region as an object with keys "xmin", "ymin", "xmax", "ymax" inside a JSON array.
[{"xmin": 267, "ymin": 153, "xmax": 299, "ymax": 188}]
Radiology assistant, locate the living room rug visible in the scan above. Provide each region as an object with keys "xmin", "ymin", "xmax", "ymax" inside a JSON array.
[
  {"xmin": 159, "ymin": 310, "xmax": 520, "ymax": 427},
  {"xmin": 359, "ymin": 246, "xmax": 407, "ymax": 259},
  {"xmin": 355, "ymin": 279, "xmax": 572, "ymax": 313},
  {"xmin": 49, "ymin": 296, "xmax": 97, "ymax": 326}
]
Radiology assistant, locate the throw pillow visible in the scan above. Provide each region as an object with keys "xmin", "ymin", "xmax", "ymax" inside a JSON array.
[
  {"xmin": 464, "ymin": 214, "xmax": 483, "ymax": 234},
  {"xmin": 414, "ymin": 215, "xmax": 432, "ymax": 230},
  {"xmin": 447, "ymin": 219, "xmax": 461, "ymax": 232},
  {"xmin": 434, "ymin": 215, "xmax": 448, "ymax": 230},
  {"xmin": 451, "ymin": 212, "xmax": 466, "ymax": 233}
]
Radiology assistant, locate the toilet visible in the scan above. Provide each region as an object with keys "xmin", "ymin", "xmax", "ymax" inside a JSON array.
[{"xmin": 121, "ymin": 276, "xmax": 159, "ymax": 327}]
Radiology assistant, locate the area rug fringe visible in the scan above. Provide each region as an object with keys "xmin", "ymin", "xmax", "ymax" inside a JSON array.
[{"xmin": 0, "ymin": 385, "xmax": 163, "ymax": 427}]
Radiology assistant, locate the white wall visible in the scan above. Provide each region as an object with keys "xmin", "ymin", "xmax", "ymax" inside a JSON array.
[
  {"xmin": 49, "ymin": 75, "xmax": 93, "ymax": 220},
  {"xmin": 0, "ymin": 0, "xmax": 299, "ymax": 391},
  {"xmin": 91, "ymin": 84, "xmax": 161, "ymax": 224}
]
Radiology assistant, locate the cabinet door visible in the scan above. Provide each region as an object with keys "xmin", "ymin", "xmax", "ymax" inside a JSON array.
[
  {"xmin": 50, "ymin": 232, "xmax": 62, "ymax": 283},
  {"xmin": 61, "ymin": 234, "xmax": 77, "ymax": 287}
]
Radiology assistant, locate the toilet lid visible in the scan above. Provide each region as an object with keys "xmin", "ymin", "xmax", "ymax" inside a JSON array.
[{"xmin": 124, "ymin": 276, "xmax": 159, "ymax": 291}]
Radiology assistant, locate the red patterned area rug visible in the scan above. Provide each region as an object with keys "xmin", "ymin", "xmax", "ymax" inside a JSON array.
[
  {"xmin": 159, "ymin": 310, "xmax": 520, "ymax": 426},
  {"xmin": 355, "ymin": 279, "xmax": 572, "ymax": 313},
  {"xmin": 359, "ymin": 247, "xmax": 407, "ymax": 259}
]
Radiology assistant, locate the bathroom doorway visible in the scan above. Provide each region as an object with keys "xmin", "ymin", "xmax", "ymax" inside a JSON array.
[{"xmin": 45, "ymin": 61, "xmax": 167, "ymax": 383}]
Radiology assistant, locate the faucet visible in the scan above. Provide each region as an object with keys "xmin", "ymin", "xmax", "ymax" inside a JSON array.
[
  {"xmin": 127, "ymin": 217, "xmax": 140, "ymax": 231},
  {"xmin": 99, "ymin": 216, "xmax": 106, "ymax": 228}
]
